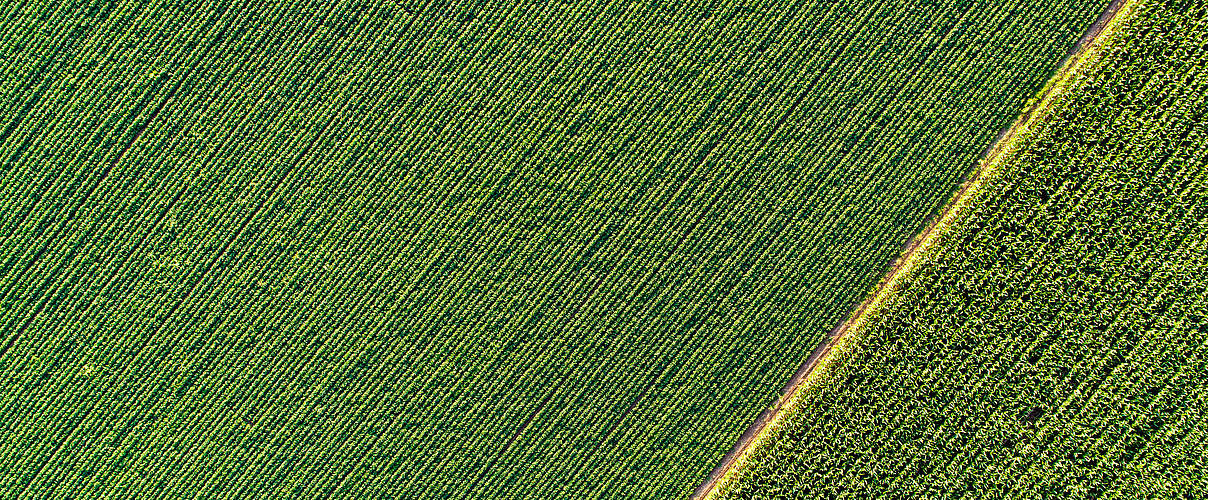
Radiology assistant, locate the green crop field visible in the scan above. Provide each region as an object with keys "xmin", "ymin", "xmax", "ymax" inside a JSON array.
[
  {"xmin": 712, "ymin": 0, "xmax": 1208, "ymax": 497},
  {"xmin": 0, "ymin": 0, "xmax": 1132, "ymax": 498}
]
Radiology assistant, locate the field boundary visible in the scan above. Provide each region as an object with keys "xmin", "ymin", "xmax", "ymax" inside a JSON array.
[{"xmin": 689, "ymin": 1, "xmax": 1132, "ymax": 498}]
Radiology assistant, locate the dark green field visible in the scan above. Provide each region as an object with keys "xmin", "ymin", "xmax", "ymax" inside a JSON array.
[
  {"xmin": 0, "ymin": 0, "xmax": 1117, "ymax": 498},
  {"xmin": 713, "ymin": 0, "xmax": 1208, "ymax": 496}
]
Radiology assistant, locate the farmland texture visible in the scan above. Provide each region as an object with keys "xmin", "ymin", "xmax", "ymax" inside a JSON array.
[
  {"xmin": 712, "ymin": 0, "xmax": 1208, "ymax": 497},
  {"xmin": 0, "ymin": 0, "xmax": 1106, "ymax": 498}
]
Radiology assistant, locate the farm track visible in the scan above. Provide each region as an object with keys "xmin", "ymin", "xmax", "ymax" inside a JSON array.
[{"xmin": 689, "ymin": 1, "xmax": 1132, "ymax": 497}]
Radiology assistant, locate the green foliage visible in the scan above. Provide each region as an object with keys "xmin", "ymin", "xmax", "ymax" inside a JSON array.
[
  {"xmin": 0, "ymin": 0, "xmax": 1103, "ymax": 498},
  {"xmin": 716, "ymin": 1, "xmax": 1208, "ymax": 497}
]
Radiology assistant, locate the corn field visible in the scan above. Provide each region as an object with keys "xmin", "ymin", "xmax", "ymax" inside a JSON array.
[{"xmin": 0, "ymin": 0, "xmax": 1127, "ymax": 498}]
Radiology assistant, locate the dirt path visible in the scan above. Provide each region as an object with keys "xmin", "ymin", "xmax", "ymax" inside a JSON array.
[{"xmin": 689, "ymin": 2, "xmax": 1130, "ymax": 498}]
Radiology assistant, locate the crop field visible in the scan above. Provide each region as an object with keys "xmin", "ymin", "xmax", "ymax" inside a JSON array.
[
  {"xmin": 0, "ymin": 0, "xmax": 1117, "ymax": 498},
  {"xmin": 711, "ymin": 0, "xmax": 1208, "ymax": 497}
]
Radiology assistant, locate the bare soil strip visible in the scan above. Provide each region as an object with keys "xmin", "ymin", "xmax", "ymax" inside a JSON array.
[{"xmin": 689, "ymin": 1, "xmax": 1130, "ymax": 498}]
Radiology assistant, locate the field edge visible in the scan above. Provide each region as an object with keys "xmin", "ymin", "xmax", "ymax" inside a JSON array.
[{"xmin": 690, "ymin": 0, "xmax": 1135, "ymax": 497}]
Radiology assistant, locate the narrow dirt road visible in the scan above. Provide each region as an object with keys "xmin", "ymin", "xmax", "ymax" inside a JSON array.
[{"xmin": 689, "ymin": 1, "xmax": 1131, "ymax": 498}]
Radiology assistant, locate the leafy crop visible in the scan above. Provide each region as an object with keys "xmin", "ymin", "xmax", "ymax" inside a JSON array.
[
  {"xmin": 0, "ymin": 0, "xmax": 1104, "ymax": 498},
  {"xmin": 713, "ymin": 0, "xmax": 1208, "ymax": 497}
]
